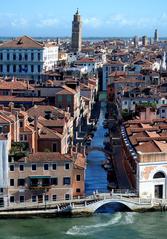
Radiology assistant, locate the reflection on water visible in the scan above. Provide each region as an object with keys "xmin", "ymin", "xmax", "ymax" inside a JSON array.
[{"xmin": 85, "ymin": 102, "xmax": 108, "ymax": 195}]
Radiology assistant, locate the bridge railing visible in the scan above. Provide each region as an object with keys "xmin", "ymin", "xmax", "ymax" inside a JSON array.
[{"xmin": 112, "ymin": 189, "xmax": 137, "ymax": 195}]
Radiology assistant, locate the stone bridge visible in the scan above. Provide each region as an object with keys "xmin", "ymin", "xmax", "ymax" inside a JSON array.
[
  {"xmin": 71, "ymin": 192, "xmax": 167, "ymax": 214},
  {"xmin": 0, "ymin": 192, "xmax": 167, "ymax": 218}
]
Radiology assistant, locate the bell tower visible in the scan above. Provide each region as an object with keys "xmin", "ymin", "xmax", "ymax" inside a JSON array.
[{"xmin": 71, "ymin": 9, "xmax": 82, "ymax": 52}]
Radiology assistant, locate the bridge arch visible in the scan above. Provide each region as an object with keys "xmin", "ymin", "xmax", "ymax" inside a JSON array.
[
  {"xmin": 86, "ymin": 199, "xmax": 136, "ymax": 212},
  {"xmin": 94, "ymin": 201, "xmax": 131, "ymax": 213}
]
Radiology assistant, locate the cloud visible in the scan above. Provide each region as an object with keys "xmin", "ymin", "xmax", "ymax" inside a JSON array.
[
  {"xmin": 83, "ymin": 17, "xmax": 102, "ymax": 28},
  {"xmin": 11, "ymin": 18, "xmax": 28, "ymax": 28},
  {"xmin": 37, "ymin": 18, "xmax": 59, "ymax": 28}
]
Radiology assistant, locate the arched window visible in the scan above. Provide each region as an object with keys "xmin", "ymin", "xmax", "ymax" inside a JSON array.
[{"xmin": 153, "ymin": 172, "xmax": 165, "ymax": 179}]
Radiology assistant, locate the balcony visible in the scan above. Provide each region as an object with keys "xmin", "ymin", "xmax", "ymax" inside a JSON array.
[{"xmin": 29, "ymin": 176, "xmax": 51, "ymax": 190}]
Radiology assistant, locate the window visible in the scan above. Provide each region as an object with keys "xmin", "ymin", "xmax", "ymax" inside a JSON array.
[
  {"xmin": 76, "ymin": 175, "xmax": 81, "ymax": 181},
  {"xmin": 52, "ymin": 195, "xmax": 57, "ymax": 201},
  {"xmin": 13, "ymin": 65, "xmax": 16, "ymax": 73},
  {"xmin": 18, "ymin": 179, "xmax": 25, "ymax": 186},
  {"xmin": 0, "ymin": 64, "xmax": 3, "ymax": 72},
  {"xmin": 19, "ymin": 53, "xmax": 22, "ymax": 61},
  {"xmin": 25, "ymin": 53, "xmax": 28, "ymax": 61},
  {"xmin": 153, "ymin": 172, "xmax": 165, "ymax": 179},
  {"xmin": 65, "ymin": 163, "xmax": 70, "ymax": 170},
  {"xmin": 38, "ymin": 65, "xmax": 41, "ymax": 73},
  {"xmin": 0, "ymin": 53, "xmax": 3, "ymax": 60},
  {"xmin": 31, "ymin": 65, "xmax": 34, "ymax": 73},
  {"xmin": 44, "ymin": 164, "xmax": 49, "ymax": 170},
  {"xmin": 45, "ymin": 195, "xmax": 49, "ymax": 201},
  {"xmin": 20, "ymin": 196, "xmax": 24, "ymax": 203},
  {"xmin": 42, "ymin": 178, "xmax": 50, "ymax": 186},
  {"xmin": 19, "ymin": 164, "xmax": 24, "ymax": 171},
  {"xmin": 10, "ymin": 196, "xmax": 15, "ymax": 203},
  {"xmin": 32, "ymin": 195, "xmax": 36, "ymax": 202},
  {"xmin": 19, "ymin": 65, "xmax": 22, "ymax": 73},
  {"xmin": 76, "ymin": 188, "xmax": 81, "ymax": 193},
  {"xmin": 10, "ymin": 179, "xmax": 14, "ymax": 186},
  {"xmin": 24, "ymin": 135, "xmax": 27, "ymax": 141},
  {"xmin": 52, "ymin": 163, "xmax": 57, "ymax": 170},
  {"xmin": 20, "ymin": 121, "xmax": 23, "ymax": 127},
  {"xmin": 7, "ymin": 65, "xmax": 10, "ymax": 73},
  {"xmin": 31, "ymin": 164, "xmax": 36, "ymax": 171},
  {"xmin": 20, "ymin": 135, "xmax": 23, "ymax": 141},
  {"xmin": 58, "ymin": 95, "xmax": 62, "ymax": 102},
  {"xmin": 67, "ymin": 95, "xmax": 72, "ymax": 103},
  {"xmin": 31, "ymin": 53, "xmax": 34, "ymax": 61},
  {"xmin": 162, "ymin": 109, "xmax": 165, "ymax": 113},
  {"xmin": 38, "ymin": 52, "xmax": 40, "ymax": 61},
  {"xmin": 13, "ymin": 53, "xmax": 16, "ymax": 60},
  {"xmin": 63, "ymin": 177, "xmax": 71, "ymax": 185},
  {"xmin": 52, "ymin": 143, "xmax": 57, "ymax": 152},
  {"xmin": 31, "ymin": 178, "xmax": 38, "ymax": 187},
  {"xmin": 10, "ymin": 165, "xmax": 14, "ymax": 171},
  {"xmin": 65, "ymin": 194, "xmax": 70, "ymax": 200},
  {"xmin": 7, "ymin": 53, "xmax": 10, "ymax": 60},
  {"xmin": 51, "ymin": 178, "xmax": 58, "ymax": 185}
]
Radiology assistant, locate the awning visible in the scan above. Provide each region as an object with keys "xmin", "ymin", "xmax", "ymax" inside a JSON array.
[{"xmin": 29, "ymin": 176, "xmax": 51, "ymax": 179}]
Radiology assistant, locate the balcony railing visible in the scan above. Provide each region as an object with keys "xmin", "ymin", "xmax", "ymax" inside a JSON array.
[{"xmin": 29, "ymin": 185, "xmax": 51, "ymax": 190}]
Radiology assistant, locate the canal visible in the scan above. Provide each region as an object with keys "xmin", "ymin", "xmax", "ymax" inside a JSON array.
[{"xmin": 85, "ymin": 101, "xmax": 109, "ymax": 195}]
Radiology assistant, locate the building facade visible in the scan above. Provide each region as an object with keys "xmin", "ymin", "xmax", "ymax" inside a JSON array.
[
  {"xmin": 7, "ymin": 152, "xmax": 85, "ymax": 205},
  {"xmin": 0, "ymin": 36, "xmax": 58, "ymax": 83},
  {"xmin": 121, "ymin": 119, "xmax": 167, "ymax": 199}
]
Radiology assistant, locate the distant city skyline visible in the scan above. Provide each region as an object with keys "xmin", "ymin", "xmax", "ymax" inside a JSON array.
[{"xmin": 1, "ymin": 0, "xmax": 167, "ymax": 37}]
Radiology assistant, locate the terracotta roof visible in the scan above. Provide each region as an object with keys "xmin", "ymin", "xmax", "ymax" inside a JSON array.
[
  {"xmin": 0, "ymin": 81, "xmax": 34, "ymax": 90},
  {"xmin": 39, "ymin": 127, "xmax": 63, "ymax": 139},
  {"xmin": 18, "ymin": 152, "xmax": 72, "ymax": 162},
  {"xmin": 136, "ymin": 141, "xmax": 161, "ymax": 153},
  {"xmin": 0, "ymin": 36, "xmax": 43, "ymax": 49},
  {"xmin": 0, "ymin": 96, "xmax": 45, "ymax": 103},
  {"xmin": 56, "ymin": 85, "xmax": 76, "ymax": 95},
  {"xmin": 38, "ymin": 118, "xmax": 65, "ymax": 127},
  {"xmin": 77, "ymin": 58, "xmax": 96, "ymax": 63},
  {"xmin": 27, "ymin": 105, "xmax": 69, "ymax": 119}
]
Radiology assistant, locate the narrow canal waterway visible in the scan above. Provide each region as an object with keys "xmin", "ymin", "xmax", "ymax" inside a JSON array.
[
  {"xmin": 0, "ymin": 212, "xmax": 166, "ymax": 239},
  {"xmin": 0, "ymin": 102, "xmax": 166, "ymax": 239},
  {"xmin": 85, "ymin": 102, "xmax": 109, "ymax": 195}
]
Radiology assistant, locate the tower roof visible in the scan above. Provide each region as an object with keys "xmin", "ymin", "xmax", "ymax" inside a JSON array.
[{"xmin": 76, "ymin": 8, "xmax": 79, "ymax": 15}]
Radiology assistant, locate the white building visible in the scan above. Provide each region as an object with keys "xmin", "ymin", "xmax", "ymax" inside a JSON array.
[
  {"xmin": 0, "ymin": 137, "xmax": 8, "ymax": 207},
  {"xmin": 122, "ymin": 120, "xmax": 167, "ymax": 199},
  {"xmin": 137, "ymin": 151, "xmax": 167, "ymax": 199},
  {"xmin": 0, "ymin": 36, "xmax": 58, "ymax": 83},
  {"xmin": 75, "ymin": 58, "xmax": 98, "ymax": 74}
]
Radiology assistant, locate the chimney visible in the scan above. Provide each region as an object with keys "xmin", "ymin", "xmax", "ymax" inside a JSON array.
[
  {"xmin": 27, "ymin": 80, "xmax": 29, "ymax": 90},
  {"xmin": 8, "ymin": 102, "xmax": 14, "ymax": 112},
  {"xmin": 34, "ymin": 116, "xmax": 38, "ymax": 153},
  {"xmin": 0, "ymin": 105, "xmax": 4, "ymax": 111}
]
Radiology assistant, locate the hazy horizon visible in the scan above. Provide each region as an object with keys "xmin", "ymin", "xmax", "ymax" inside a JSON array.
[{"xmin": 0, "ymin": 0, "xmax": 167, "ymax": 37}]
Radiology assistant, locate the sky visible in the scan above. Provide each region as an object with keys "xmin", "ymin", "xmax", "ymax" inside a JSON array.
[{"xmin": 0, "ymin": 0, "xmax": 167, "ymax": 37}]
